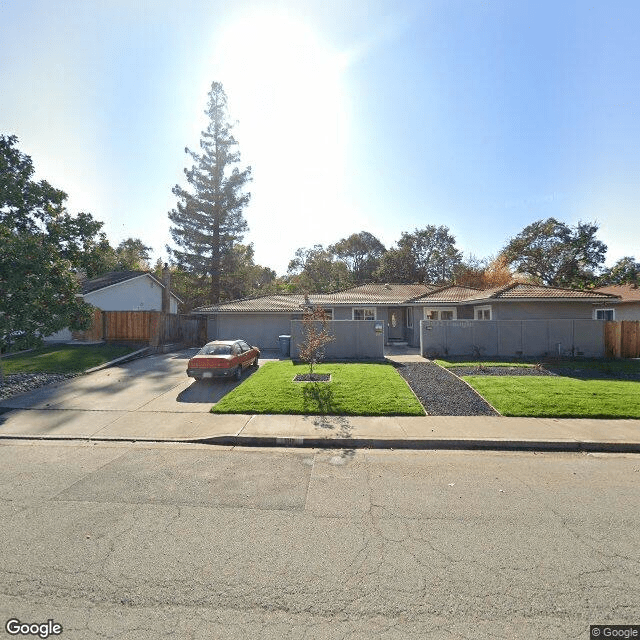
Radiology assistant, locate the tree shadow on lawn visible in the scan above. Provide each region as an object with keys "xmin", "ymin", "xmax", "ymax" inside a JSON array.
[{"xmin": 302, "ymin": 381, "xmax": 337, "ymax": 415}]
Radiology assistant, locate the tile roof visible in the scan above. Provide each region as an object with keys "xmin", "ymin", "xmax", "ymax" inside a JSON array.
[
  {"xmin": 196, "ymin": 295, "xmax": 307, "ymax": 313},
  {"xmin": 314, "ymin": 283, "xmax": 439, "ymax": 304},
  {"xmin": 463, "ymin": 282, "xmax": 620, "ymax": 301},
  {"xmin": 594, "ymin": 284, "xmax": 640, "ymax": 302},
  {"xmin": 193, "ymin": 282, "xmax": 621, "ymax": 313},
  {"xmin": 411, "ymin": 285, "xmax": 482, "ymax": 303},
  {"xmin": 194, "ymin": 283, "xmax": 440, "ymax": 312}
]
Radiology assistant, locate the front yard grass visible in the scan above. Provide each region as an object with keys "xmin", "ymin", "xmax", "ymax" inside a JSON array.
[
  {"xmin": 463, "ymin": 376, "xmax": 640, "ymax": 418},
  {"xmin": 210, "ymin": 360, "xmax": 425, "ymax": 416},
  {"xmin": 0, "ymin": 344, "xmax": 137, "ymax": 375},
  {"xmin": 435, "ymin": 357, "xmax": 640, "ymax": 418}
]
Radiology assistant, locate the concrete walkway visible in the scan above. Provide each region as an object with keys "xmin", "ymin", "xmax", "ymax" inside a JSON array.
[{"xmin": 1, "ymin": 409, "xmax": 639, "ymax": 453}]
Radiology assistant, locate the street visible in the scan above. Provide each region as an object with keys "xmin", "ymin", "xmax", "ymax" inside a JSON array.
[{"xmin": 0, "ymin": 441, "xmax": 638, "ymax": 639}]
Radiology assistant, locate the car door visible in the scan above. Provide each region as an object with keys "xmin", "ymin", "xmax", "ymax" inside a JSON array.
[{"xmin": 237, "ymin": 341, "xmax": 252, "ymax": 369}]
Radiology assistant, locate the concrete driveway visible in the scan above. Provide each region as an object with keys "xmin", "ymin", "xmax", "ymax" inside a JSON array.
[{"xmin": 0, "ymin": 349, "xmax": 263, "ymax": 439}]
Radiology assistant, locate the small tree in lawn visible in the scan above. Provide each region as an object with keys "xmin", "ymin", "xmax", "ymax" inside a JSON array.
[{"xmin": 298, "ymin": 305, "xmax": 335, "ymax": 377}]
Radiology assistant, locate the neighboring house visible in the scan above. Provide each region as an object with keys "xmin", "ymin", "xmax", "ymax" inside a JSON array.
[
  {"xmin": 44, "ymin": 271, "xmax": 182, "ymax": 342},
  {"xmin": 192, "ymin": 282, "xmax": 620, "ymax": 350},
  {"xmin": 593, "ymin": 284, "xmax": 640, "ymax": 321}
]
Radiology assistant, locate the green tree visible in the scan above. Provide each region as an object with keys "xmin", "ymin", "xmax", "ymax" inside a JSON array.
[
  {"xmin": 115, "ymin": 238, "xmax": 153, "ymax": 271},
  {"xmin": 376, "ymin": 226, "xmax": 462, "ymax": 283},
  {"xmin": 0, "ymin": 135, "xmax": 93, "ymax": 361},
  {"xmin": 329, "ymin": 231, "xmax": 386, "ymax": 283},
  {"xmin": 598, "ymin": 256, "xmax": 640, "ymax": 286},
  {"xmin": 47, "ymin": 210, "xmax": 117, "ymax": 278},
  {"xmin": 502, "ymin": 218, "xmax": 607, "ymax": 288},
  {"xmin": 221, "ymin": 243, "xmax": 276, "ymax": 300},
  {"xmin": 287, "ymin": 245, "xmax": 352, "ymax": 293},
  {"xmin": 168, "ymin": 81, "xmax": 252, "ymax": 304}
]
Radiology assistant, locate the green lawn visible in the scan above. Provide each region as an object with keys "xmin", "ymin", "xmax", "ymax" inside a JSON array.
[
  {"xmin": 0, "ymin": 344, "xmax": 137, "ymax": 375},
  {"xmin": 211, "ymin": 361, "xmax": 425, "ymax": 416},
  {"xmin": 464, "ymin": 375, "xmax": 640, "ymax": 418},
  {"xmin": 436, "ymin": 357, "xmax": 640, "ymax": 376}
]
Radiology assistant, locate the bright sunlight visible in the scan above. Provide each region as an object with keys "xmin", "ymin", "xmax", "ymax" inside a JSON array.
[{"xmin": 209, "ymin": 9, "xmax": 352, "ymax": 245}]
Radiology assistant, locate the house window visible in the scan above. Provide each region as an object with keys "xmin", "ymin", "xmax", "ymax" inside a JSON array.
[
  {"xmin": 594, "ymin": 308, "xmax": 615, "ymax": 321},
  {"xmin": 406, "ymin": 308, "xmax": 413, "ymax": 328},
  {"xmin": 322, "ymin": 308, "xmax": 333, "ymax": 320},
  {"xmin": 474, "ymin": 306, "xmax": 492, "ymax": 320},
  {"xmin": 353, "ymin": 308, "xmax": 376, "ymax": 320},
  {"xmin": 423, "ymin": 308, "xmax": 457, "ymax": 321}
]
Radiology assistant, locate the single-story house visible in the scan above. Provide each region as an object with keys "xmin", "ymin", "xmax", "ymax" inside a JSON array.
[
  {"xmin": 593, "ymin": 284, "xmax": 640, "ymax": 321},
  {"xmin": 192, "ymin": 282, "xmax": 620, "ymax": 350},
  {"xmin": 44, "ymin": 270, "xmax": 182, "ymax": 342}
]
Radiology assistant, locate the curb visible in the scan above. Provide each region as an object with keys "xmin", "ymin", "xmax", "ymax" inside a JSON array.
[
  {"xmin": 84, "ymin": 347, "xmax": 151, "ymax": 373},
  {"xmin": 1, "ymin": 433, "xmax": 639, "ymax": 454}
]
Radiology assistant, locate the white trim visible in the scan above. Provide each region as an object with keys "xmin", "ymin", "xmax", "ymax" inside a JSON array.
[
  {"xmin": 352, "ymin": 307, "xmax": 376, "ymax": 320},
  {"xmin": 474, "ymin": 305, "xmax": 492, "ymax": 320},
  {"xmin": 423, "ymin": 307, "xmax": 457, "ymax": 321},
  {"xmin": 594, "ymin": 308, "xmax": 615, "ymax": 321}
]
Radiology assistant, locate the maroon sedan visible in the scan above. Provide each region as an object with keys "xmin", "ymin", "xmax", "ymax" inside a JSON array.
[{"xmin": 187, "ymin": 340, "xmax": 260, "ymax": 381}]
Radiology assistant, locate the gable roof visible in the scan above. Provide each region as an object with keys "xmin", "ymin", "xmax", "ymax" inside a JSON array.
[
  {"xmin": 593, "ymin": 284, "xmax": 640, "ymax": 302},
  {"xmin": 81, "ymin": 270, "xmax": 147, "ymax": 294},
  {"xmin": 192, "ymin": 281, "xmax": 621, "ymax": 313},
  {"xmin": 462, "ymin": 282, "xmax": 620, "ymax": 302},
  {"xmin": 194, "ymin": 283, "xmax": 439, "ymax": 312},
  {"xmin": 412, "ymin": 285, "xmax": 482, "ymax": 303},
  {"xmin": 81, "ymin": 270, "xmax": 182, "ymax": 302}
]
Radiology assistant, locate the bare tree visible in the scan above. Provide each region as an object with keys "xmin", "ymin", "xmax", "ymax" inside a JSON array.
[{"xmin": 298, "ymin": 306, "xmax": 335, "ymax": 377}]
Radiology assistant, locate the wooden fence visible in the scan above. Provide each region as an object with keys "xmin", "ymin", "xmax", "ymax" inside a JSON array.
[
  {"xmin": 72, "ymin": 311, "xmax": 206, "ymax": 347},
  {"xmin": 72, "ymin": 308, "xmax": 104, "ymax": 342},
  {"xmin": 604, "ymin": 320, "xmax": 640, "ymax": 358}
]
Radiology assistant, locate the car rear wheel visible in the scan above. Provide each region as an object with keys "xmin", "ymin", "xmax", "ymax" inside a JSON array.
[{"xmin": 234, "ymin": 366, "xmax": 242, "ymax": 381}]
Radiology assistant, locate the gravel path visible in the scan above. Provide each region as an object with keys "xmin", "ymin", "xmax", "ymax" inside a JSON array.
[
  {"xmin": 397, "ymin": 362, "xmax": 499, "ymax": 416},
  {"xmin": 0, "ymin": 372, "xmax": 79, "ymax": 401}
]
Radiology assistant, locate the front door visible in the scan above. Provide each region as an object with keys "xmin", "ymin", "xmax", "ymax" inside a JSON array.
[{"xmin": 388, "ymin": 307, "xmax": 404, "ymax": 340}]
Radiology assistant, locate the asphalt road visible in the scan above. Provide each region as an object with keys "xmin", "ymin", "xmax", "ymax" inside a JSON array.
[{"xmin": 0, "ymin": 441, "xmax": 638, "ymax": 639}]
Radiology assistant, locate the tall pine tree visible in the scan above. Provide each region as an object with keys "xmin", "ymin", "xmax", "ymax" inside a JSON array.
[{"xmin": 168, "ymin": 82, "xmax": 252, "ymax": 304}]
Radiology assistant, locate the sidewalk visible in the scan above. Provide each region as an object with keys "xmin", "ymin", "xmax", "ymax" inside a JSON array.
[{"xmin": 1, "ymin": 409, "xmax": 639, "ymax": 453}]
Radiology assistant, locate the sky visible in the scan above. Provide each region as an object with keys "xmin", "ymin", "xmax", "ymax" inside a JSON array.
[{"xmin": 1, "ymin": 0, "xmax": 639, "ymax": 276}]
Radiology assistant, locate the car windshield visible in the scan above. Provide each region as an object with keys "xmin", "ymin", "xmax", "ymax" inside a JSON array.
[{"xmin": 198, "ymin": 345, "xmax": 232, "ymax": 356}]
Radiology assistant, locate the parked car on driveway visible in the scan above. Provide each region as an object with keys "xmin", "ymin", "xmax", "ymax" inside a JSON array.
[{"xmin": 186, "ymin": 340, "xmax": 260, "ymax": 381}]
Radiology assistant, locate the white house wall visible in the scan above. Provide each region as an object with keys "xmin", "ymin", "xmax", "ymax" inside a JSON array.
[{"xmin": 84, "ymin": 276, "xmax": 177, "ymax": 313}]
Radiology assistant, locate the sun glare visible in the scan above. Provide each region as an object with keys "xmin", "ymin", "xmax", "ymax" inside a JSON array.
[{"xmin": 210, "ymin": 10, "xmax": 350, "ymax": 242}]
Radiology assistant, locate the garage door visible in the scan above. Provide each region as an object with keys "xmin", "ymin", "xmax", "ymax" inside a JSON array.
[{"xmin": 215, "ymin": 314, "xmax": 294, "ymax": 350}]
